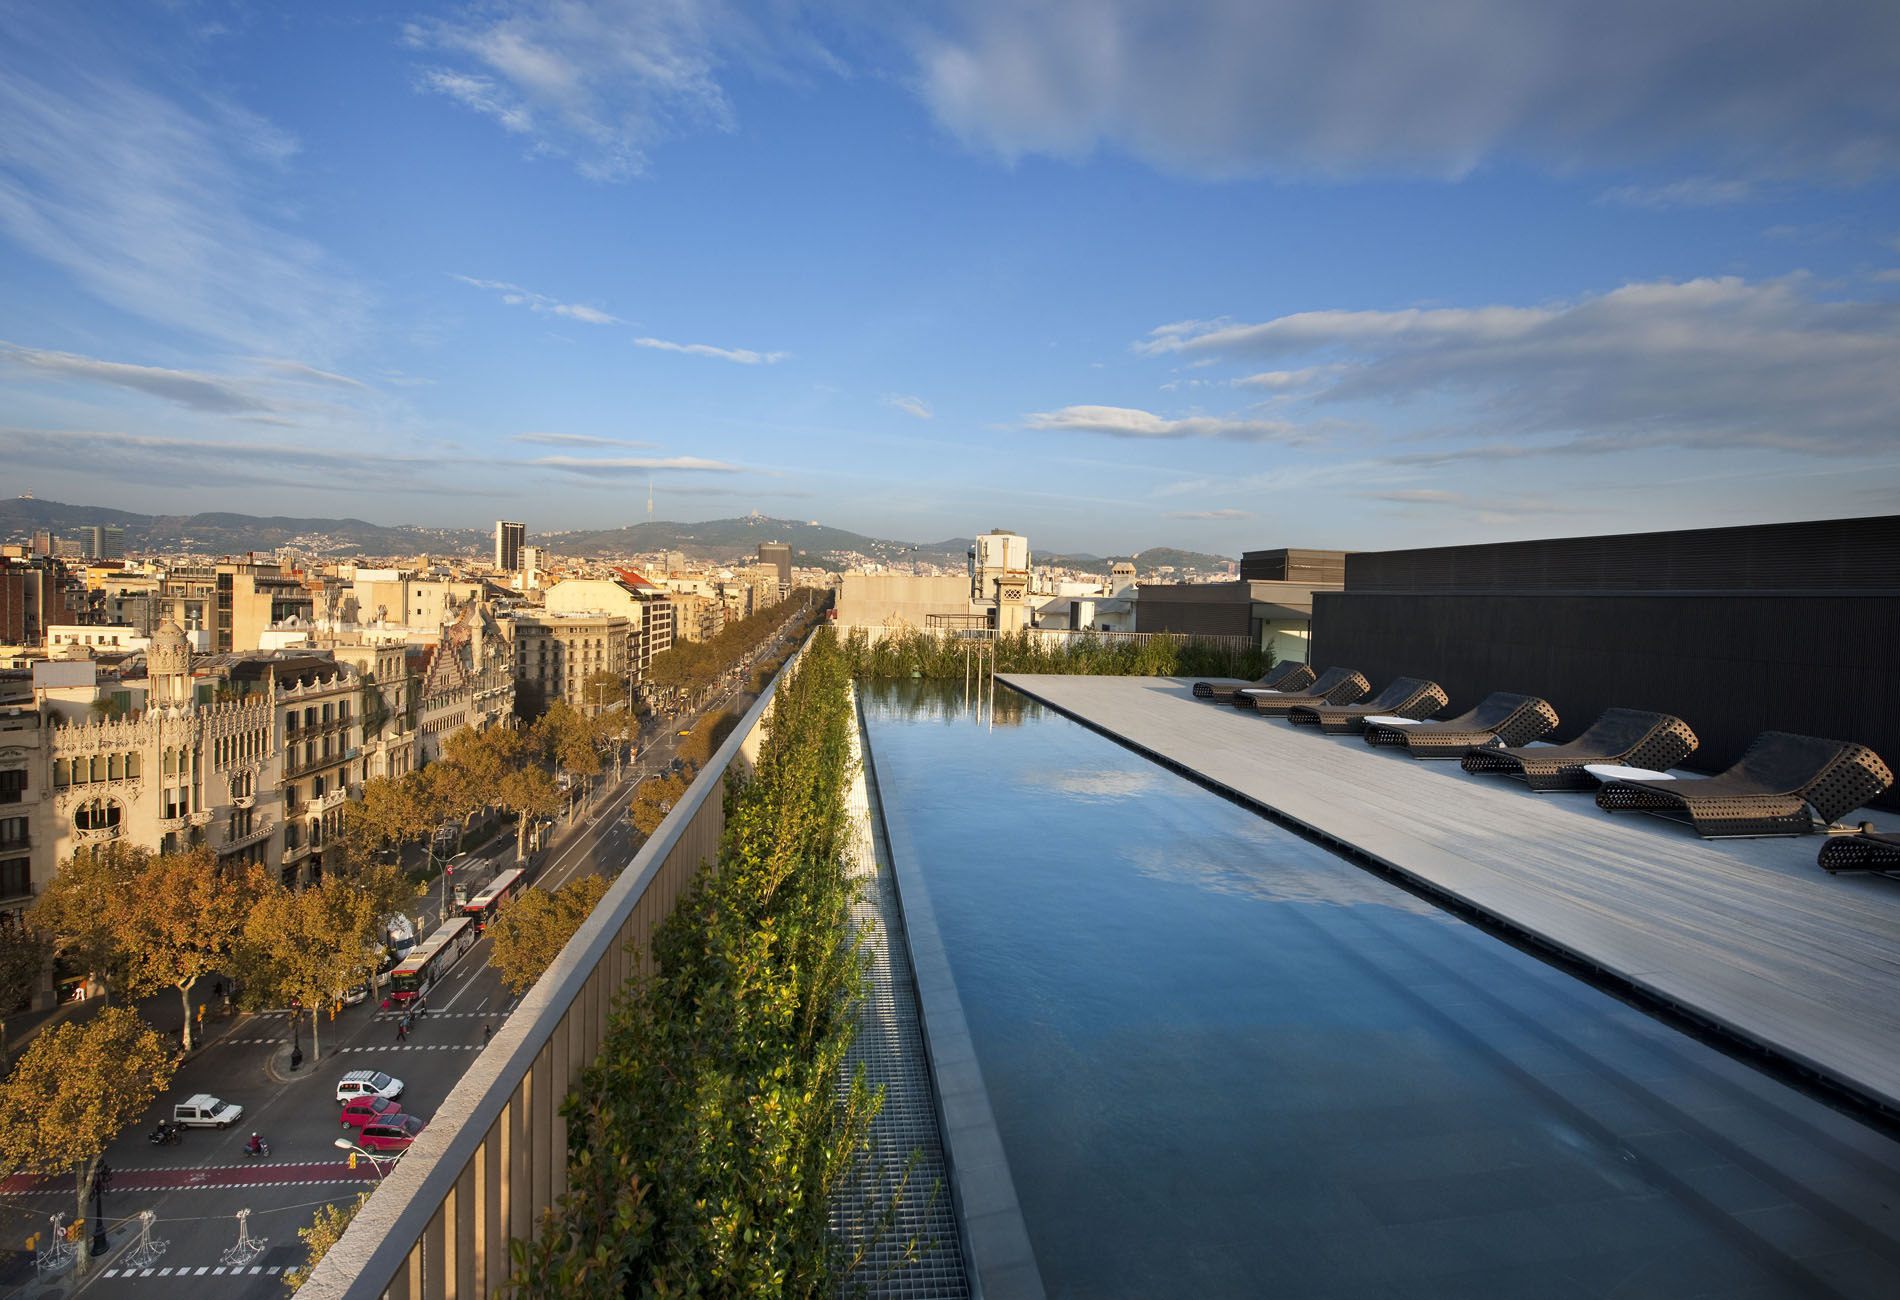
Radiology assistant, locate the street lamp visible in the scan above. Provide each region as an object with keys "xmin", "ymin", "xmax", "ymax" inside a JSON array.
[{"xmin": 334, "ymin": 1138, "xmax": 392, "ymax": 1181}]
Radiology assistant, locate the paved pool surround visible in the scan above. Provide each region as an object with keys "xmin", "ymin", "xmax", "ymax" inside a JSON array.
[{"xmin": 857, "ymin": 679, "xmax": 1900, "ymax": 1300}]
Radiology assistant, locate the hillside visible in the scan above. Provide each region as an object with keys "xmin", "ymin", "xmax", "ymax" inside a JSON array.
[{"xmin": 0, "ymin": 498, "xmax": 1234, "ymax": 575}]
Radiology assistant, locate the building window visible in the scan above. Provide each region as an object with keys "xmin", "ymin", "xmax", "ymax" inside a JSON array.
[
  {"xmin": 0, "ymin": 817, "xmax": 26, "ymax": 846},
  {"xmin": 4, "ymin": 769, "xmax": 29, "ymax": 800},
  {"xmin": 74, "ymin": 799, "xmax": 120, "ymax": 832},
  {"xmin": 0, "ymin": 858, "xmax": 27, "ymax": 899}
]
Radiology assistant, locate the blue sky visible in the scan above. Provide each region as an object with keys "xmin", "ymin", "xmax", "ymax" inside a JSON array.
[{"xmin": 2, "ymin": 1, "xmax": 1897, "ymax": 558}]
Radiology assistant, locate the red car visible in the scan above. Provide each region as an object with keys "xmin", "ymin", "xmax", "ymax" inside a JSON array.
[
  {"xmin": 340, "ymin": 1096, "xmax": 402, "ymax": 1129},
  {"xmin": 358, "ymin": 1114, "xmax": 427, "ymax": 1153}
]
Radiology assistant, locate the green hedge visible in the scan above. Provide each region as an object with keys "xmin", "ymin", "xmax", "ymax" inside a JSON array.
[
  {"xmin": 838, "ymin": 626, "xmax": 1271, "ymax": 680},
  {"xmin": 510, "ymin": 627, "xmax": 875, "ymax": 1297}
]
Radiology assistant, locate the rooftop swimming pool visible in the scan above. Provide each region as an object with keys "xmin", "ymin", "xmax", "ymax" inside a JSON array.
[{"xmin": 859, "ymin": 681, "xmax": 1900, "ymax": 1300}]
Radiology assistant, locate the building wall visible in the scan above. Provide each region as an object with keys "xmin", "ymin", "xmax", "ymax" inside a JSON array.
[
  {"xmin": 1134, "ymin": 584, "xmax": 1253, "ymax": 638},
  {"xmin": 1311, "ymin": 516, "xmax": 1900, "ymax": 805},
  {"xmin": 836, "ymin": 574, "xmax": 973, "ymax": 630}
]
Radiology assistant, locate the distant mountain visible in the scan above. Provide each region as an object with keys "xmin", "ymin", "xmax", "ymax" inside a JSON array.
[
  {"xmin": 0, "ymin": 497, "xmax": 485, "ymax": 556},
  {"xmin": 0, "ymin": 498, "xmax": 1234, "ymax": 574},
  {"xmin": 1041, "ymin": 546, "xmax": 1236, "ymax": 577}
]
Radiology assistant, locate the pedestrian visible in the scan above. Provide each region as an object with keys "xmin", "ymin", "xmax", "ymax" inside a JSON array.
[
  {"xmin": 483, "ymin": 1023, "xmax": 492, "ymax": 1047},
  {"xmin": 396, "ymin": 1017, "xmax": 408, "ymax": 1042}
]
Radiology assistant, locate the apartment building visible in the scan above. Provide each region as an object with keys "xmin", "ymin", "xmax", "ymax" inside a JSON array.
[
  {"xmin": 542, "ymin": 572, "xmax": 675, "ymax": 681},
  {"xmin": 506, "ymin": 611, "xmax": 630, "ymax": 717},
  {"xmin": 152, "ymin": 559, "xmax": 314, "ymax": 653},
  {"xmin": 348, "ymin": 570, "xmax": 485, "ymax": 630}
]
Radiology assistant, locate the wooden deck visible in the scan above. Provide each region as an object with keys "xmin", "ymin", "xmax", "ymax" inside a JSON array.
[{"xmin": 1000, "ymin": 673, "xmax": 1900, "ymax": 1113}]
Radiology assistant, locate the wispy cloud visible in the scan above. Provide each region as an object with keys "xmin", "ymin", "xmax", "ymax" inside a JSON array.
[
  {"xmin": 1136, "ymin": 276, "xmax": 1900, "ymax": 456},
  {"xmin": 883, "ymin": 394, "xmax": 932, "ymax": 419},
  {"xmin": 633, "ymin": 336, "xmax": 787, "ymax": 364},
  {"xmin": 529, "ymin": 454, "xmax": 747, "ymax": 473},
  {"xmin": 0, "ymin": 9, "xmax": 368, "ymax": 356},
  {"xmin": 1233, "ymin": 365, "xmax": 1342, "ymax": 391},
  {"xmin": 1163, "ymin": 508, "xmax": 1253, "ymax": 520},
  {"xmin": 1024, "ymin": 404, "xmax": 1303, "ymax": 442},
  {"xmin": 452, "ymin": 274, "xmax": 621, "ymax": 324},
  {"xmin": 1, "ymin": 343, "xmax": 272, "ymax": 414},
  {"xmin": 912, "ymin": 0, "xmax": 1900, "ymax": 181},
  {"xmin": 1596, "ymin": 177, "xmax": 1755, "ymax": 209},
  {"xmin": 249, "ymin": 359, "xmax": 367, "ymax": 388},
  {"xmin": 407, "ymin": 1, "xmax": 841, "ymax": 181},
  {"xmin": 510, "ymin": 431, "xmax": 655, "ymax": 448},
  {"xmin": 1368, "ymin": 489, "xmax": 1466, "ymax": 504}
]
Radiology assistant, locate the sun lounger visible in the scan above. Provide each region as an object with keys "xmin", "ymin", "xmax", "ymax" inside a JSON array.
[
  {"xmin": 1233, "ymin": 667, "xmax": 1369, "ymax": 715},
  {"xmin": 1363, "ymin": 692, "xmax": 1558, "ymax": 758},
  {"xmin": 1192, "ymin": 660, "xmax": 1317, "ymax": 704},
  {"xmin": 1460, "ymin": 708, "xmax": 1698, "ymax": 792},
  {"xmin": 1284, "ymin": 677, "xmax": 1449, "ymax": 734},
  {"xmin": 1818, "ymin": 830, "xmax": 1900, "ymax": 875},
  {"xmin": 1594, "ymin": 731, "xmax": 1894, "ymax": 838}
]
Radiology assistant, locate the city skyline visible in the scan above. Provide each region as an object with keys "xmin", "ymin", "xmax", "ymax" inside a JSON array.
[{"xmin": 3, "ymin": 2, "xmax": 1898, "ymax": 559}]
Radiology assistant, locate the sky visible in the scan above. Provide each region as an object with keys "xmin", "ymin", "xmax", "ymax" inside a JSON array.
[{"xmin": 2, "ymin": 0, "xmax": 1898, "ymax": 559}]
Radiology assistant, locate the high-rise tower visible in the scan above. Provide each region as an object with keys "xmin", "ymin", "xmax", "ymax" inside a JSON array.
[{"xmin": 495, "ymin": 520, "xmax": 525, "ymax": 572}]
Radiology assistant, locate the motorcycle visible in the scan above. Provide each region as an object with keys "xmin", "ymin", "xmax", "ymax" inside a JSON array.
[
  {"xmin": 148, "ymin": 1121, "xmax": 180, "ymax": 1145},
  {"xmin": 243, "ymin": 1137, "xmax": 272, "ymax": 1159}
]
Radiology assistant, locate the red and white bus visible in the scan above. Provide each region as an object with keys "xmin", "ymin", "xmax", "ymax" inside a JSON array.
[
  {"xmin": 460, "ymin": 867, "xmax": 527, "ymax": 933},
  {"xmin": 387, "ymin": 917, "xmax": 476, "ymax": 1002}
]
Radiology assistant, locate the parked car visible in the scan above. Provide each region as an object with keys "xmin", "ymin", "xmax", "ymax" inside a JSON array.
[
  {"xmin": 341, "ymin": 982, "xmax": 370, "ymax": 1006},
  {"xmin": 357, "ymin": 1114, "xmax": 427, "ymax": 1153},
  {"xmin": 335, "ymin": 1069, "xmax": 404, "ymax": 1106},
  {"xmin": 340, "ymin": 1096, "xmax": 403, "ymax": 1129},
  {"xmin": 172, "ymin": 1094, "xmax": 243, "ymax": 1129}
]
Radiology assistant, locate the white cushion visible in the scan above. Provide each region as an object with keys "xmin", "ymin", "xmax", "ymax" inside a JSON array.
[
  {"xmin": 1366, "ymin": 715, "xmax": 1421, "ymax": 726},
  {"xmin": 1584, "ymin": 764, "xmax": 1676, "ymax": 783}
]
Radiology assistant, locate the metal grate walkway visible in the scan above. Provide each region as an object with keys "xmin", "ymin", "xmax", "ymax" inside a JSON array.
[{"xmin": 830, "ymin": 689, "xmax": 970, "ymax": 1299}]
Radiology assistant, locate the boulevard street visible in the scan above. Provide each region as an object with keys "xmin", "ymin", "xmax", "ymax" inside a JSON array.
[{"xmin": 0, "ymin": 724, "xmax": 689, "ymax": 1299}]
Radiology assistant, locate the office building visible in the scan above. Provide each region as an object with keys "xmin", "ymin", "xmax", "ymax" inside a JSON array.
[
  {"xmin": 495, "ymin": 520, "xmax": 525, "ymax": 573},
  {"xmin": 758, "ymin": 542, "xmax": 792, "ymax": 594},
  {"xmin": 89, "ymin": 525, "xmax": 126, "ymax": 560}
]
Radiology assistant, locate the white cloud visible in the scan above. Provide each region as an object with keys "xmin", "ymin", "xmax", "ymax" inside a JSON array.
[
  {"xmin": 1369, "ymin": 489, "xmax": 1465, "ymax": 504},
  {"xmin": 1233, "ymin": 365, "xmax": 1341, "ymax": 391},
  {"xmin": 883, "ymin": 394, "xmax": 932, "ymax": 419},
  {"xmin": 0, "ymin": 9, "xmax": 368, "ymax": 356},
  {"xmin": 511, "ymin": 431, "xmax": 655, "ymax": 448},
  {"xmin": 530, "ymin": 454, "xmax": 746, "ymax": 472},
  {"xmin": 1136, "ymin": 276, "xmax": 1900, "ymax": 455},
  {"xmin": 633, "ymin": 336, "xmax": 787, "ymax": 364},
  {"xmin": 1597, "ymin": 177, "xmax": 1755, "ymax": 209},
  {"xmin": 249, "ymin": 359, "xmax": 367, "ymax": 388},
  {"xmin": 452, "ymin": 274, "xmax": 622, "ymax": 324},
  {"xmin": 407, "ymin": 1, "xmax": 841, "ymax": 181},
  {"xmin": 1024, "ymin": 404, "xmax": 1302, "ymax": 442},
  {"xmin": 1163, "ymin": 508, "xmax": 1253, "ymax": 520},
  {"xmin": 0, "ymin": 343, "xmax": 273, "ymax": 414},
  {"xmin": 911, "ymin": 0, "xmax": 1900, "ymax": 181}
]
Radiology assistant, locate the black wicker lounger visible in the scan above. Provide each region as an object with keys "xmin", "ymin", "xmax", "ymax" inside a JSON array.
[
  {"xmin": 1233, "ymin": 667, "xmax": 1369, "ymax": 716},
  {"xmin": 1284, "ymin": 677, "xmax": 1449, "ymax": 734},
  {"xmin": 1363, "ymin": 692, "xmax": 1559, "ymax": 758},
  {"xmin": 1594, "ymin": 731, "xmax": 1894, "ymax": 838},
  {"xmin": 1459, "ymin": 708, "xmax": 1698, "ymax": 792},
  {"xmin": 1818, "ymin": 830, "xmax": 1900, "ymax": 875},
  {"xmin": 1191, "ymin": 660, "xmax": 1317, "ymax": 704}
]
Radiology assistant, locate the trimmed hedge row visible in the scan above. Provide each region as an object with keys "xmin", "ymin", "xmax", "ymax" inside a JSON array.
[
  {"xmin": 510, "ymin": 627, "xmax": 874, "ymax": 1297},
  {"xmin": 839, "ymin": 626, "xmax": 1271, "ymax": 680}
]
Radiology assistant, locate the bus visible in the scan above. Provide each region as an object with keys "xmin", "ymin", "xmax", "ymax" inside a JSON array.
[
  {"xmin": 460, "ymin": 867, "xmax": 527, "ymax": 933},
  {"xmin": 387, "ymin": 917, "xmax": 476, "ymax": 1002}
]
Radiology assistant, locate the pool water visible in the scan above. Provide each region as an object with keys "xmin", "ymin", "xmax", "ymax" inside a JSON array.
[{"xmin": 860, "ymin": 681, "xmax": 1900, "ymax": 1300}]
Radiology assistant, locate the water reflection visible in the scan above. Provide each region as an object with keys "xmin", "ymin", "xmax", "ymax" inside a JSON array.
[{"xmin": 861, "ymin": 680, "xmax": 1900, "ymax": 1300}]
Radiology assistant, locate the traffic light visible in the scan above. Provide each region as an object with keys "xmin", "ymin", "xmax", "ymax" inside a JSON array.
[{"xmin": 348, "ymin": 1153, "xmax": 358, "ymax": 1169}]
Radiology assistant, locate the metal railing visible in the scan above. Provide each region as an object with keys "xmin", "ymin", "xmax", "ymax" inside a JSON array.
[
  {"xmin": 299, "ymin": 638, "xmax": 795, "ymax": 1300},
  {"xmin": 838, "ymin": 623, "xmax": 1258, "ymax": 652}
]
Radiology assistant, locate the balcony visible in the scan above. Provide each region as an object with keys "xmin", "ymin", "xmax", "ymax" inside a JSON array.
[
  {"xmin": 313, "ymin": 787, "xmax": 349, "ymax": 814},
  {"xmin": 217, "ymin": 815, "xmax": 273, "ymax": 853}
]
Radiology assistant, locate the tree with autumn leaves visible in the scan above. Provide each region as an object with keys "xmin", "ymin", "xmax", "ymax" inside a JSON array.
[
  {"xmin": 35, "ymin": 844, "xmax": 266, "ymax": 1050},
  {"xmin": 240, "ymin": 866, "xmax": 409, "ymax": 1062},
  {"xmin": 486, "ymin": 874, "xmax": 611, "ymax": 995},
  {"xmin": 0, "ymin": 1007, "xmax": 174, "ymax": 1280}
]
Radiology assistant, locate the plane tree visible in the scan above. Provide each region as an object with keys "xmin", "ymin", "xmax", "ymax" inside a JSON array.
[
  {"xmin": 0, "ymin": 1007, "xmax": 175, "ymax": 1280},
  {"xmin": 0, "ymin": 924, "xmax": 53, "ymax": 1071},
  {"xmin": 116, "ymin": 847, "xmax": 269, "ymax": 1050},
  {"xmin": 487, "ymin": 875, "xmax": 612, "ymax": 995}
]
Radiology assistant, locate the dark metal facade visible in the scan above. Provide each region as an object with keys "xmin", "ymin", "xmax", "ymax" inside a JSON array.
[{"xmin": 1312, "ymin": 516, "xmax": 1900, "ymax": 808}]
